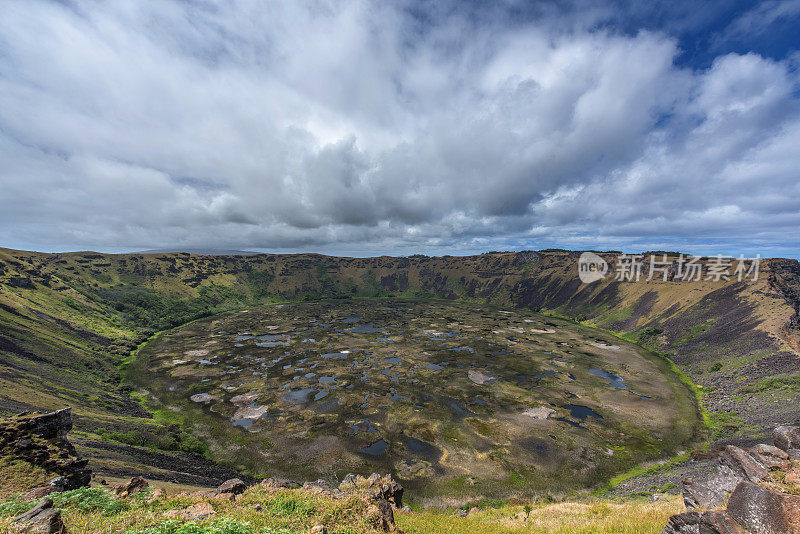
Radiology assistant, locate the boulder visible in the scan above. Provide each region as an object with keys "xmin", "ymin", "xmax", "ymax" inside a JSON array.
[
  {"xmin": 696, "ymin": 510, "xmax": 748, "ymax": 533},
  {"xmin": 114, "ymin": 476, "xmax": 149, "ymax": 497},
  {"xmin": 726, "ymin": 481, "xmax": 800, "ymax": 534},
  {"xmin": 682, "ymin": 466, "xmax": 742, "ymax": 511},
  {"xmin": 166, "ymin": 501, "xmax": 216, "ymax": 521},
  {"xmin": 662, "ymin": 511, "xmax": 699, "ymax": 534},
  {"xmin": 11, "ymin": 498, "xmax": 68, "ymax": 534},
  {"xmin": 773, "ymin": 426, "xmax": 800, "ymax": 453},
  {"xmin": 216, "ymin": 478, "xmax": 247, "ymax": 495},
  {"xmin": 310, "ymin": 525, "xmax": 327, "ymax": 534},
  {"xmin": 749, "ymin": 443, "xmax": 790, "ymax": 469}
]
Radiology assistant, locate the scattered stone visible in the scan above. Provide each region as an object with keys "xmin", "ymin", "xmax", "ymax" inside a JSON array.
[
  {"xmin": 48, "ymin": 477, "xmax": 68, "ymax": 491},
  {"xmin": 310, "ymin": 525, "xmax": 327, "ymax": 534},
  {"xmin": 148, "ymin": 488, "xmax": 165, "ymax": 502},
  {"xmin": 11, "ymin": 498, "xmax": 67, "ymax": 534}
]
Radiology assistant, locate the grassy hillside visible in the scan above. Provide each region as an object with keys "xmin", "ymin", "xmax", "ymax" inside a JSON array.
[{"xmin": 0, "ymin": 247, "xmax": 798, "ymax": 489}]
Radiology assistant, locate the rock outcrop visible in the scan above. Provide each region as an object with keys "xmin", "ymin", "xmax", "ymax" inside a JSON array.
[
  {"xmin": 663, "ymin": 425, "xmax": 800, "ymax": 533},
  {"xmin": 0, "ymin": 408, "xmax": 91, "ymax": 491},
  {"xmin": 113, "ymin": 476, "xmax": 149, "ymax": 498},
  {"xmin": 11, "ymin": 498, "xmax": 68, "ymax": 534}
]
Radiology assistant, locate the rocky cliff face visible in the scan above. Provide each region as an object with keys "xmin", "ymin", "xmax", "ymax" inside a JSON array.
[{"xmin": 0, "ymin": 408, "xmax": 91, "ymax": 492}]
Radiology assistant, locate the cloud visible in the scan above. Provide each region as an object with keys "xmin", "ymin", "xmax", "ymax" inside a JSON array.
[
  {"xmin": 720, "ymin": 0, "xmax": 800, "ymax": 41},
  {"xmin": 0, "ymin": 0, "xmax": 798, "ymax": 257}
]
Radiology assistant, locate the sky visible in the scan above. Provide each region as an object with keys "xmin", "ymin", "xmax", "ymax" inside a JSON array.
[{"xmin": 1, "ymin": 0, "xmax": 799, "ymax": 258}]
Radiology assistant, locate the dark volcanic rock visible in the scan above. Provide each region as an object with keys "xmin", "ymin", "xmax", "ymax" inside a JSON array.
[
  {"xmin": 0, "ymin": 408, "xmax": 91, "ymax": 491},
  {"xmin": 372, "ymin": 481, "xmax": 404, "ymax": 509},
  {"xmin": 726, "ymin": 481, "xmax": 800, "ymax": 534},
  {"xmin": 661, "ymin": 510, "xmax": 748, "ymax": 534},
  {"xmin": 12, "ymin": 498, "xmax": 68, "ymax": 534},
  {"xmin": 662, "ymin": 511, "xmax": 700, "ymax": 533},
  {"xmin": 8, "ymin": 276, "xmax": 34, "ymax": 288}
]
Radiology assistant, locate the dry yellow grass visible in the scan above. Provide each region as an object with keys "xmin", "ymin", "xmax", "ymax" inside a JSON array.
[{"xmin": 397, "ymin": 495, "xmax": 683, "ymax": 534}]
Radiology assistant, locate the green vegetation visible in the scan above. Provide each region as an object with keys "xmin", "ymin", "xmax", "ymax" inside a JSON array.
[{"xmin": 674, "ymin": 319, "xmax": 716, "ymax": 346}]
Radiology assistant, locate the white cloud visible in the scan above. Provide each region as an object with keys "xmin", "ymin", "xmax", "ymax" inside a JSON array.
[{"xmin": 0, "ymin": 0, "xmax": 798, "ymax": 256}]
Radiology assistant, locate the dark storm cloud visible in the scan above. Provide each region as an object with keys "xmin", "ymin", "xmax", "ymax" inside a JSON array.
[{"xmin": 0, "ymin": 0, "xmax": 798, "ymax": 256}]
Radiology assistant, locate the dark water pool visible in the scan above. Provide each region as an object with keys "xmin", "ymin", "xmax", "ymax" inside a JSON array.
[
  {"xmin": 361, "ymin": 439, "xmax": 388, "ymax": 456},
  {"xmin": 589, "ymin": 368, "xmax": 628, "ymax": 390},
  {"xmin": 563, "ymin": 404, "xmax": 602, "ymax": 420}
]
